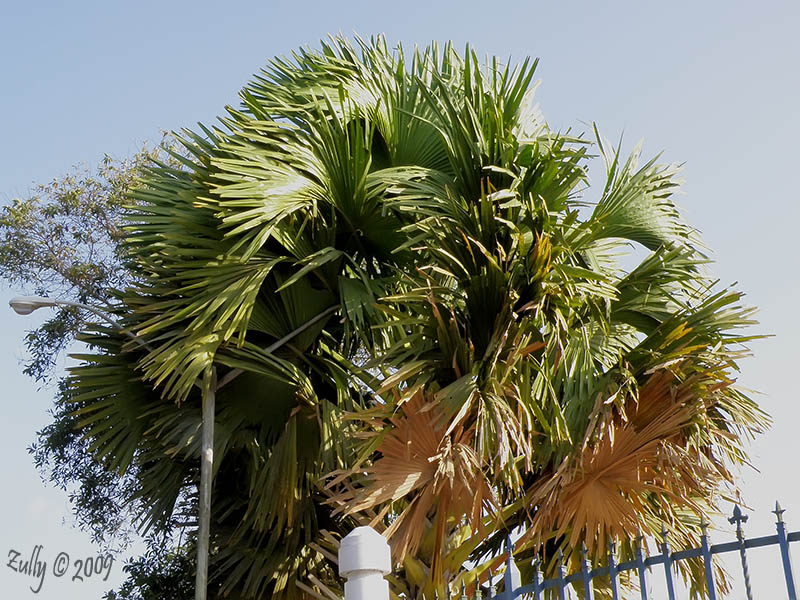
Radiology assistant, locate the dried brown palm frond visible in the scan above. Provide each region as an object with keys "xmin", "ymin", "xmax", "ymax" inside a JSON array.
[
  {"xmin": 327, "ymin": 390, "xmax": 497, "ymax": 578},
  {"xmin": 523, "ymin": 367, "xmax": 731, "ymax": 559}
]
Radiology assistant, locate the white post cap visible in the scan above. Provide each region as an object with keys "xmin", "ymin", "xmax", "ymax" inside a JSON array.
[{"xmin": 338, "ymin": 526, "xmax": 391, "ymax": 577}]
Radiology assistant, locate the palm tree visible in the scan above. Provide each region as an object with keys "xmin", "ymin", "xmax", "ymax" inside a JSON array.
[{"xmin": 69, "ymin": 36, "xmax": 767, "ymax": 599}]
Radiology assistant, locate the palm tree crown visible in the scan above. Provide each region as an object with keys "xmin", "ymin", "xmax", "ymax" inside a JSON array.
[{"xmin": 70, "ymin": 36, "xmax": 767, "ymax": 599}]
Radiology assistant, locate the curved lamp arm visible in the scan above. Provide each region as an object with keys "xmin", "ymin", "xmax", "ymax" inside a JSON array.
[{"xmin": 9, "ymin": 295, "xmax": 148, "ymax": 349}]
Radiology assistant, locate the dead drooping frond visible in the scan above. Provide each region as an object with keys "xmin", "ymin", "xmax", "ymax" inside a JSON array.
[{"xmin": 327, "ymin": 391, "xmax": 497, "ymax": 580}]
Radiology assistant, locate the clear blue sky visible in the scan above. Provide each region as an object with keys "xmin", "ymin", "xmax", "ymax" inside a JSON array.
[{"xmin": 1, "ymin": 1, "xmax": 798, "ymax": 598}]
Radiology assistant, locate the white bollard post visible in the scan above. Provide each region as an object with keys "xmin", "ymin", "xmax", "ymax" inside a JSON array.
[{"xmin": 339, "ymin": 526, "xmax": 391, "ymax": 600}]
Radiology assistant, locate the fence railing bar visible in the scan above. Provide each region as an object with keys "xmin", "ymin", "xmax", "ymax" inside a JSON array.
[
  {"xmin": 709, "ymin": 534, "xmax": 780, "ymax": 553},
  {"xmin": 743, "ymin": 534, "xmax": 782, "ymax": 549},
  {"xmin": 580, "ymin": 543, "xmax": 594, "ymax": 600},
  {"xmin": 565, "ymin": 572, "xmax": 584, "ymax": 585},
  {"xmin": 616, "ymin": 559, "xmax": 638, "ymax": 571},
  {"xmin": 644, "ymin": 554, "xmax": 666, "ymax": 568},
  {"xmin": 700, "ymin": 517, "xmax": 718, "ymax": 600},
  {"xmin": 661, "ymin": 524, "xmax": 677, "ymax": 600},
  {"xmin": 608, "ymin": 540, "xmax": 621, "ymax": 600},
  {"xmin": 729, "ymin": 505, "xmax": 754, "ymax": 600},
  {"xmin": 774, "ymin": 502, "xmax": 798, "ymax": 600},
  {"xmin": 511, "ymin": 531, "xmax": 800, "ymax": 600},
  {"xmin": 710, "ymin": 541, "xmax": 744, "ymax": 554},
  {"xmin": 539, "ymin": 579, "xmax": 562, "ymax": 591},
  {"xmin": 556, "ymin": 549, "xmax": 567, "ymax": 600},
  {"xmin": 442, "ymin": 506, "xmax": 800, "ymax": 600},
  {"xmin": 670, "ymin": 547, "xmax": 702, "ymax": 561},
  {"xmin": 532, "ymin": 559, "xmax": 542, "ymax": 600},
  {"xmin": 635, "ymin": 530, "xmax": 649, "ymax": 600},
  {"xmin": 505, "ymin": 532, "xmax": 800, "ymax": 599},
  {"xmin": 514, "ymin": 583, "xmax": 541, "ymax": 595},
  {"xmin": 528, "ymin": 572, "xmax": 603, "ymax": 593},
  {"xmin": 503, "ymin": 535, "xmax": 515, "ymax": 600},
  {"xmin": 588, "ymin": 565, "xmax": 610, "ymax": 578}
]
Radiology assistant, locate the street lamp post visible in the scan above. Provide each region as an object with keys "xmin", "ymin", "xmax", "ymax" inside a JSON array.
[
  {"xmin": 8, "ymin": 294, "xmax": 214, "ymax": 600},
  {"xmin": 9, "ymin": 294, "xmax": 338, "ymax": 600}
]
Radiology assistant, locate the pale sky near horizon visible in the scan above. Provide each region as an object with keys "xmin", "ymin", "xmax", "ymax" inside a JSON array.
[{"xmin": 1, "ymin": 1, "xmax": 798, "ymax": 598}]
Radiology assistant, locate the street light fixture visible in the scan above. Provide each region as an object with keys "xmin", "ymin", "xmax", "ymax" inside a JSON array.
[
  {"xmin": 9, "ymin": 295, "xmax": 145, "ymax": 345},
  {"xmin": 9, "ymin": 295, "xmax": 58, "ymax": 315}
]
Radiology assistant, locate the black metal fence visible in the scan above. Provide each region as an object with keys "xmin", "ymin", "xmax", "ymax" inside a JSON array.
[{"xmin": 457, "ymin": 503, "xmax": 798, "ymax": 600}]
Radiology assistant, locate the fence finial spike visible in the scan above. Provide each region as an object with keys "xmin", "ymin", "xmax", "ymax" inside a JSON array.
[
  {"xmin": 729, "ymin": 504, "xmax": 748, "ymax": 526},
  {"xmin": 774, "ymin": 500, "xmax": 786, "ymax": 523},
  {"xmin": 581, "ymin": 541, "xmax": 589, "ymax": 556},
  {"xmin": 608, "ymin": 537, "xmax": 616, "ymax": 555},
  {"xmin": 700, "ymin": 514, "xmax": 710, "ymax": 534},
  {"xmin": 660, "ymin": 521, "xmax": 669, "ymax": 541},
  {"xmin": 505, "ymin": 533, "xmax": 514, "ymax": 554},
  {"xmin": 557, "ymin": 547, "xmax": 564, "ymax": 563}
]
